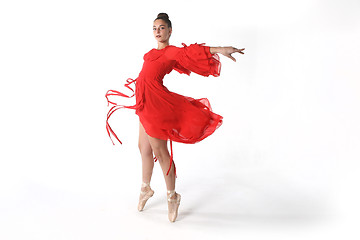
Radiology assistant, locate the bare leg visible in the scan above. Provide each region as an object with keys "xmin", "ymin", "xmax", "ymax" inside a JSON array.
[
  {"xmin": 139, "ymin": 123, "xmax": 180, "ymax": 221},
  {"xmin": 147, "ymin": 135, "xmax": 175, "ymax": 191},
  {"xmin": 147, "ymin": 135, "xmax": 181, "ymax": 222},
  {"xmin": 138, "ymin": 122, "xmax": 154, "ymax": 185},
  {"xmin": 137, "ymin": 121, "xmax": 155, "ymax": 211}
]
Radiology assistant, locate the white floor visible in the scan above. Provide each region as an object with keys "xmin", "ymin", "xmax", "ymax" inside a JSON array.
[{"xmin": 1, "ymin": 142, "xmax": 358, "ymax": 240}]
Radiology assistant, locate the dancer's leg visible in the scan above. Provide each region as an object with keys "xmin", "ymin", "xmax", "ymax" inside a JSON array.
[
  {"xmin": 137, "ymin": 122, "xmax": 155, "ymax": 211},
  {"xmin": 138, "ymin": 121, "xmax": 154, "ymax": 185},
  {"xmin": 147, "ymin": 135, "xmax": 181, "ymax": 222},
  {"xmin": 147, "ymin": 136, "xmax": 175, "ymax": 191}
]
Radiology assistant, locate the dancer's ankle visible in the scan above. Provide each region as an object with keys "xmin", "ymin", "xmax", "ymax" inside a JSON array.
[
  {"xmin": 167, "ymin": 189, "xmax": 176, "ymax": 199},
  {"xmin": 141, "ymin": 182, "xmax": 151, "ymax": 192}
]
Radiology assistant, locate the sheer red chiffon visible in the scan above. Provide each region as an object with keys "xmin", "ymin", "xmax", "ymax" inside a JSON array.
[{"xmin": 106, "ymin": 43, "xmax": 223, "ymax": 176}]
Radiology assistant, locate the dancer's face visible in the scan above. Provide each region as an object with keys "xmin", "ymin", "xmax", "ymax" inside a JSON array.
[{"xmin": 153, "ymin": 19, "xmax": 172, "ymax": 43}]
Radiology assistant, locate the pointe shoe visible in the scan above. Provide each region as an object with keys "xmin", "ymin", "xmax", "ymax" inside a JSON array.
[
  {"xmin": 138, "ymin": 182, "xmax": 154, "ymax": 211},
  {"xmin": 167, "ymin": 190, "xmax": 181, "ymax": 222}
]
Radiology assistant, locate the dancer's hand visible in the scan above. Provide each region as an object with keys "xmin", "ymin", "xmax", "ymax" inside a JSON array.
[{"xmin": 219, "ymin": 47, "xmax": 245, "ymax": 62}]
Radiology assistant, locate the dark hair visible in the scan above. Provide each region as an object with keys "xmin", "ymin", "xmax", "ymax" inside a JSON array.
[{"xmin": 154, "ymin": 13, "xmax": 172, "ymax": 28}]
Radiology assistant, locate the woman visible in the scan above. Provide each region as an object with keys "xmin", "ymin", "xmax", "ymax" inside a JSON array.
[{"xmin": 106, "ymin": 13, "xmax": 245, "ymax": 222}]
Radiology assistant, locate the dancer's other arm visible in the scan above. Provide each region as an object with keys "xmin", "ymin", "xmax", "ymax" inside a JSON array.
[{"xmin": 210, "ymin": 46, "xmax": 245, "ymax": 62}]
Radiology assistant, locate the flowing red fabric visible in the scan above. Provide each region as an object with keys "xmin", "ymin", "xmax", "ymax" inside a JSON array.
[{"xmin": 106, "ymin": 43, "xmax": 223, "ymax": 177}]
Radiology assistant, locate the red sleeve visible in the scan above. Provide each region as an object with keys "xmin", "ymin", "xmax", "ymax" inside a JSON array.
[{"xmin": 173, "ymin": 43, "xmax": 221, "ymax": 77}]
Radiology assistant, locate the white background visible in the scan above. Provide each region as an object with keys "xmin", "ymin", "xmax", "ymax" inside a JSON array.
[{"xmin": 1, "ymin": 0, "xmax": 359, "ymax": 239}]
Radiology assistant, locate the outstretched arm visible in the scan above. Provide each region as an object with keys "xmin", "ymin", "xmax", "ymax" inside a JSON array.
[{"xmin": 210, "ymin": 46, "xmax": 245, "ymax": 62}]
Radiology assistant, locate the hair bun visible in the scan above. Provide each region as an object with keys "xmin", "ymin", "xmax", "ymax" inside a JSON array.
[
  {"xmin": 154, "ymin": 12, "xmax": 172, "ymax": 28},
  {"xmin": 157, "ymin": 13, "xmax": 169, "ymax": 19}
]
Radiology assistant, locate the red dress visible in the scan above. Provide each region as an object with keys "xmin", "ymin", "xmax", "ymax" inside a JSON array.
[{"xmin": 106, "ymin": 43, "xmax": 223, "ymax": 176}]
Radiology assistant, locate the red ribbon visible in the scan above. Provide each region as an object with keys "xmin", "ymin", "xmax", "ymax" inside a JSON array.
[{"xmin": 105, "ymin": 78, "xmax": 137, "ymax": 145}]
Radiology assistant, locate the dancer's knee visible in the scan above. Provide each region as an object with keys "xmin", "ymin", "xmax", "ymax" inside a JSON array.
[{"xmin": 138, "ymin": 142, "xmax": 152, "ymax": 156}]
